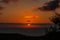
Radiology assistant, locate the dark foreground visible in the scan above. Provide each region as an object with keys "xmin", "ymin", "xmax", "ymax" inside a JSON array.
[
  {"xmin": 0, "ymin": 32, "xmax": 60, "ymax": 40},
  {"xmin": 0, "ymin": 23, "xmax": 53, "ymax": 37},
  {"xmin": 0, "ymin": 23, "xmax": 59, "ymax": 40}
]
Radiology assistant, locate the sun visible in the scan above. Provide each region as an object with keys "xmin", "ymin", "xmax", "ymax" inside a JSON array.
[{"xmin": 27, "ymin": 23, "xmax": 31, "ymax": 26}]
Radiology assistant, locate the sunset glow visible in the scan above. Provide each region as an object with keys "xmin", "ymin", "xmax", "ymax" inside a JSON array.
[
  {"xmin": 27, "ymin": 24, "xmax": 31, "ymax": 26},
  {"xmin": 23, "ymin": 15, "xmax": 39, "ymax": 24},
  {"xmin": 24, "ymin": 16, "xmax": 38, "ymax": 18},
  {"xmin": 0, "ymin": 0, "xmax": 60, "ymax": 23}
]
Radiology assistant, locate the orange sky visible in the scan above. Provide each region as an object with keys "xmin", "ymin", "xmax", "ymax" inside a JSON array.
[{"xmin": 0, "ymin": 0, "xmax": 60, "ymax": 23}]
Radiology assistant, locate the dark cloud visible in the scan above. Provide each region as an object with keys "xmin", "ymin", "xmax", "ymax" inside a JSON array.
[
  {"xmin": 0, "ymin": 0, "xmax": 10, "ymax": 3},
  {"xmin": 0, "ymin": 0, "xmax": 19, "ymax": 4},
  {"xmin": 0, "ymin": 6, "xmax": 5, "ymax": 10},
  {"xmin": 0, "ymin": 13, "xmax": 3, "ymax": 15},
  {"xmin": 38, "ymin": 0, "xmax": 60, "ymax": 11},
  {"xmin": 37, "ymin": 0, "xmax": 60, "ymax": 24}
]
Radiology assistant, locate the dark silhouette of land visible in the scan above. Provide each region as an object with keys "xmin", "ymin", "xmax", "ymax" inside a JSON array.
[{"xmin": 0, "ymin": 31, "xmax": 60, "ymax": 40}]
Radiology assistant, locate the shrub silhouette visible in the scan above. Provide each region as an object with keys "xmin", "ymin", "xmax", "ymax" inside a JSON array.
[{"xmin": 37, "ymin": 0, "xmax": 60, "ymax": 32}]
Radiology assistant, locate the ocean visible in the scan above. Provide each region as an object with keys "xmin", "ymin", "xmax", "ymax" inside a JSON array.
[{"xmin": 0, "ymin": 23, "xmax": 54, "ymax": 37}]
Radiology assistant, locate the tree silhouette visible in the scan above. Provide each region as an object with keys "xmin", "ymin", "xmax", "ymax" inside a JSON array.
[
  {"xmin": 50, "ymin": 12, "xmax": 60, "ymax": 23},
  {"xmin": 38, "ymin": 0, "xmax": 60, "ymax": 23},
  {"xmin": 37, "ymin": 0, "xmax": 60, "ymax": 32}
]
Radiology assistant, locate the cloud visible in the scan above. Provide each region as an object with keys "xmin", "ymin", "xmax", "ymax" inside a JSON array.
[
  {"xmin": 0, "ymin": 0, "xmax": 19, "ymax": 4},
  {"xmin": 1, "ymin": 0, "xmax": 10, "ymax": 3},
  {"xmin": 37, "ymin": 0, "xmax": 60, "ymax": 11},
  {"xmin": 0, "ymin": 6, "xmax": 5, "ymax": 10},
  {"xmin": 0, "ymin": 13, "xmax": 3, "ymax": 15}
]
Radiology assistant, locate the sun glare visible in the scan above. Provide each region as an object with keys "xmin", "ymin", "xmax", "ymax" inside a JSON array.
[
  {"xmin": 24, "ymin": 15, "xmax": 38, "ymax": 19},
  {"xmin": 27, "ymin": 23, "xmax": 31, "ymax": 26}
]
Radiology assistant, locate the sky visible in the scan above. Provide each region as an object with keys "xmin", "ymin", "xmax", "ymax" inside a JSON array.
[{"xmin": 0, "ymin": 0, "xmax": 60, "ymax": 23}]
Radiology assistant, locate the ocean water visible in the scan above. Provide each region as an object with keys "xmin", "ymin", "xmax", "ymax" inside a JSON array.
[
  {"xmin": 0, "ymin": 23, "xmax": 52, "ymax": 28},
  {"xmin": 0, "ymin": 23, "xmax": 53, "ymax": 37}
]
